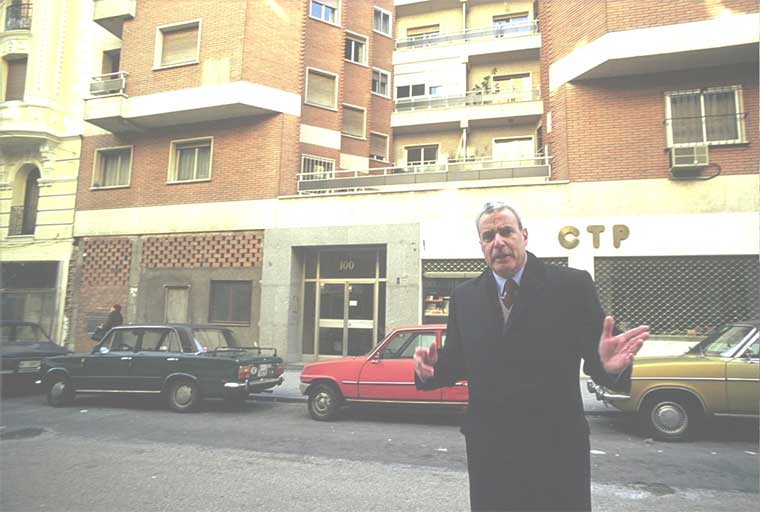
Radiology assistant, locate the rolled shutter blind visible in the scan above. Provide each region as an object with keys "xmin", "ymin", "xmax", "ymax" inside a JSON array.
[
  {"xmin": 162, "ymin": 25, "xmax": 198, "ymax": 66},
  {"xmin": 5, "ymin": 58, "xmax": 27, "ymax": 101}
]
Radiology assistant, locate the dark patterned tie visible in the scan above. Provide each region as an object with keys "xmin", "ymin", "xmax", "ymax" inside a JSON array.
[{"xmin": 501, "ymin": 279, "xmax": 517, "ymax": 309}]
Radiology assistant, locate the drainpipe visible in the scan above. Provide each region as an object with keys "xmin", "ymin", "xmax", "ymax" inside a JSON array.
[{"xmin": 461, "ymin": 0, "xmax": 467, "ymax": 31}]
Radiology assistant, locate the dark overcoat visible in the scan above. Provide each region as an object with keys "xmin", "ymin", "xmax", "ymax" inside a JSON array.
[{"xmin": 417, "ymin": 252, "xmax": 631, "ymax": 511}]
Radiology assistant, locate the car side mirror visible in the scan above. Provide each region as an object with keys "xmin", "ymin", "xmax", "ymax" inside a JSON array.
[{"xmin": 99, "ymin": 346, "xmax": 110, "ymax": 354}]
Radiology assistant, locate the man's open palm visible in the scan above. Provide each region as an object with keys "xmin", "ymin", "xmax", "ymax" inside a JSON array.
[
  {"xmin": 414, "ymin": 341, "xmax": 438, "ymax": 379},
  {"xmin": 598, "ymin": 316, "xmax": 650, "ymax": 374}
]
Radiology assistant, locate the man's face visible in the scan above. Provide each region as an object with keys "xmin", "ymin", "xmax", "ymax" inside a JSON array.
[{"xmin": 478, "ymin": 209, "xmax": 528, "ymax": 278}]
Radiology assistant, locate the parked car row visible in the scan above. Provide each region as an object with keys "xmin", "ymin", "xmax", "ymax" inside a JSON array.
[{"xmin": 2, "ymin": 319, "xmax": 758, "ymax": 441}]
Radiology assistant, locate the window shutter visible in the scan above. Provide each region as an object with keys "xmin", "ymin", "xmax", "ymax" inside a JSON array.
[
  {"xmin": 5, "ymin": 58, "xmax": 27, "ymax": 101},
  {"xmin": 370, "ymin": 134, "xmax": 387, "ymax": 159},
  {"xmin": 307, "ymin": 70, "xmax": 336, "ymax": 108},
  {"xmin": 161, "ymin": 25, "xmax": 198, "ymax": 66},
  {"xmin": 407, "ymin": 25, "xmax": 439, "ymax": 37},
  {"xmin": 342, "ymin": 106, "xmax": 364, "ymax": 137}
]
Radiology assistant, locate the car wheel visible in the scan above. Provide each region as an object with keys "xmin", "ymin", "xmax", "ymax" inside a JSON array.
[
  {"xmin": 47, "ymin": 376, "xmax": 75, "ymax": 407},
  {"xmin": 167, "ymin": 379, "xmax": 202, "ymax": 413},
  {"xmin": 308, "ymin": 383, "xmax": 341, "ymax": 421},
  {"xmin": 641, "ymin": 396, "xmax": 698, "ymax": 441}
]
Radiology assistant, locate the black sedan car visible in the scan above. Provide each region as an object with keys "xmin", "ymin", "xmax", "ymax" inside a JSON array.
[
  {"xmin": 42, "ymin": 324, "xmax": 284, "ymax": 412},
  {"xmin": 1, "ymin": 321, "xmax": 69, "ymax": 392}
]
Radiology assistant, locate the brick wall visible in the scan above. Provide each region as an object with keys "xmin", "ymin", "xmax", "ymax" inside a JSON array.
[
  {"xmin": 559, "ymin": 64, "xmax": 757, "ymax": 182},
  {"xmin": 78, "ymin": 115, "xmax": 298, "ymax": 210}
]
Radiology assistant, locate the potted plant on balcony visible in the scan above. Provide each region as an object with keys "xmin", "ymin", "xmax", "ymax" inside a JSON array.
[{"xmin": 471, "ymin": 68, "xmax": 501, "ymax": 105}]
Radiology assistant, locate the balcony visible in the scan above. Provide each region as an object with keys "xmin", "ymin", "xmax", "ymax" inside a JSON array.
[
  {"xmin": 92, "ymin": 0, "xmax": 136, "ymax": 38},
  {"xmin": 4, "ymin": 2, "xmax": 32, "ymax": 31},
  {"xmin": 0, "ymin": 102, "xmax": 64, "ymax": 144},
  {"xmin": 392, "ymin": 88, "xmax": 542, "ymax": 131},
  {"xmin": 550, "ymin": 13, "xmax": 759, "ymax": 90},
  {"xmin": 84, "ymin": 77, "xmax": 301, "ymax": 133},
  {"xmin": 396, "ymin": 21, "xmax": 537, "ymax": 50},
  {"xmin": 297, "ymin": 155, "xmax": 551, "ymax": 195}
]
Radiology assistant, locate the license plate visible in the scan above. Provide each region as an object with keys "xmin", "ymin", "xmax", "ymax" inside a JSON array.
[
  {"xmin": 258, "ymin": 364, "xmax": 271, "ymax": 376},
  {"xmin": 18, "ymin": 360, "xmax": 41, "ymax": 372}
]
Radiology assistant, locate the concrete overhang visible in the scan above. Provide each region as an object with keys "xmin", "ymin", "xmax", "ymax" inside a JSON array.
[
  {"xmin": 84, "ymin": 81, "xmax": 302, "ymax": 133},
  {"xmin": 550, "ymin": 13, "xmax": 760, "ymax": 90},
  {"xmin": 92, "ymin": 0, "xmax": 136, "ymax": 38}
]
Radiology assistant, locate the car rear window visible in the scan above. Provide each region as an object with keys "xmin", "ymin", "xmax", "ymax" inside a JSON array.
[{"xmin": 192, "ymin": 328, "xmax": 240, "ymax": 351}]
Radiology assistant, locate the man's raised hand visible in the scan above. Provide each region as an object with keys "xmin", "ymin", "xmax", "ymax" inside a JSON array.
[
  {"xmin": 414, "ymin": 341, "xmax": 438, "ymax": 380},
  {"xmin": 598, "ymin": 315, "xmax": 650, "ymax": 374}
]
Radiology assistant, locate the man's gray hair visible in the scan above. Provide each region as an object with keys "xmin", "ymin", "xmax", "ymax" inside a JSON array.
[{"xmin": 475, "ymin": 201, "xmax": 524, "ymax": 231}]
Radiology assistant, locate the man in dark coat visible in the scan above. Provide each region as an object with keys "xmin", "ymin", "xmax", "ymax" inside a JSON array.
[
  {"xmin": 414, "ymin": 201, "xmax": 649, "ymax": 511},
  {"xmin": 92, "ymin": 304, "xmax": 123, "ymax": 341}
]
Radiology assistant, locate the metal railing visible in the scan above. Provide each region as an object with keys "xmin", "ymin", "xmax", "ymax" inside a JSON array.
[
  {"xmin": 396, "ymin": 20, "xmax": 538, "ymax": 49},
  {"xmin": 4, "ymin": 2, "xmax": 32, "ymax": 31},
  {"xmin": 395, "ymin": 87, "xmax": 540, "ymax": 112},
  {"xmin": 7, "ymin": 205, "xmax": 34, "ymax": 236},
  {"xmin": 89, "ymin": 71, "xmax": 128, "ymax": 96},
  {"xmin": 297, "ymin": 155, "xmax": 551, "ymax": 194}
]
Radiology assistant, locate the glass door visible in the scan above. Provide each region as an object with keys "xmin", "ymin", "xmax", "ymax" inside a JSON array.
[{"xmin": 317, "ymin": 282, "xmax": 375, "ymax": 356}]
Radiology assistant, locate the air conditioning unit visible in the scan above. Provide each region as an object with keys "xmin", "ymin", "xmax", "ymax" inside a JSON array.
[{"xmin": 669, "ymin": 145, "xmax": 709, "ymax": 177}]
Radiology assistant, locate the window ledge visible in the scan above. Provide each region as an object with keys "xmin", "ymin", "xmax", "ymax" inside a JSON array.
[
  {"xmin": 342, "ymin": 133, "xmax": 367, "ymax": 141},
  {"xmin": 345, "ymin": 59, "xmax": 369, "ymax": 68},
  {"xmin": 152, "ymin": 60, "xmax": 200, "ymax": 72},
  {"xmin": 305, "ymin": 101, "xmax": 338, "ymax": 112},
  {"xmin": 371, "ymin": 91, "xmax": 391, "ymax": 100},
  {"xmin": 166, "ymin": 178, "xmax": 212, "ymax": 185},
  {"xmin": 373, "ymin": 29, "xmax": 392, "ymax": 39},
  {"xmin": 666, "ymin": 140, "xmax": 750, "ymax": 150},
  {"xmin": 5, "ymin": 234, "xmax": 34, "ymax": 239},
  {"xmin": 91, "ymin": 185, "xmax": 130, "ymax": 191},
  {"xmin": 308, "ymin": 15, "xmax": 341, "ymax": 28}
]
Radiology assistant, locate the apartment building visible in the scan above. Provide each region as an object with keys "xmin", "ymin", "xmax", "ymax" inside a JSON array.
[
  {"xmin": 0, "ymin": 0, "xmax": 117, "ymax": 341},
  {"xmin": 68, "ymin": 0, "xmax": 396, "ymax": 354},
  {"xmin": 68, "ymin": 0, "xmax": 758, "ymax": 361}
]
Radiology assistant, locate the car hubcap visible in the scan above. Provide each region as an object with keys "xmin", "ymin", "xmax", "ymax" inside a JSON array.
[
  {"xmin": 314, "ymin": 391, "xmax": 332, "ymax": 415},
  {"xmin": 175, "ymin": 384, "xmax": 194, "ymax": 406},
  {"xmin": 652, "ymin": 402, "xmax": 687, "ymax": 434},
  {"xmin": 51, "ymin": 381, "xmax": 67, "ymax": 400}
]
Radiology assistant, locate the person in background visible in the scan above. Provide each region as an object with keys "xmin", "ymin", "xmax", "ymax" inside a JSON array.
[
  {"xmin": 92, "ymin": 304, "xmax": 123, "ymax": 341},
  {"xmin": 414, "ymin": 201, "xmax": 650, "ymax": 511}
]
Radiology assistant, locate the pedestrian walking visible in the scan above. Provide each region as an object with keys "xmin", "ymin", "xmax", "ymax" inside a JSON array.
[{"xmin": 91, "ymin": 304, "xmax": 123, "ymax": 341}]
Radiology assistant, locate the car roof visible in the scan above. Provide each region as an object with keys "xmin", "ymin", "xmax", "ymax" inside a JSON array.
[
  {"xmin": 391, "ymin": 324, "xmax": 447, "ymax": 330},
  {"xmin": 111, "ymin": 324, "xmax": 232, "ymax": 330}
]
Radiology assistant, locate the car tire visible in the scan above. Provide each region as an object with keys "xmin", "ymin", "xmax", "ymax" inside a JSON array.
[
  {"xmin": 308, "ymin": 383, "xmax": 341, "ymax": 421},
  {"xmin": 167, "ymin": 379, "xmax": 202, "ymax": 413},
  {"xmin": 47, "ymin": 375, "xmax": 75, "ymax": 407},
  {"xmin": 641, "ymin": 395, "xmax": 700, "ymax": 442}
]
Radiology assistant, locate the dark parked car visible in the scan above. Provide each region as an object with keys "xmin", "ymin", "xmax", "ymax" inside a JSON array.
[
  {"xmin": 42, "ymin": 324, "xmax": 284, "ymax": 412},
  {"xmin": 1, "ymin": 321, "xmax": 69, "ymax": 392}
]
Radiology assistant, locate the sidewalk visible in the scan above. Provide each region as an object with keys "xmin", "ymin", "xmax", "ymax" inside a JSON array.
[{"xmin": 253, "ymin": 337, "xmax": 697, "ymax": 414}]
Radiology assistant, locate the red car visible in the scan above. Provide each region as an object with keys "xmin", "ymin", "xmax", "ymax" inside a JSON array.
[{"xmin": 299, "ymin": 325, "xmax": 467, "ymax": 420}]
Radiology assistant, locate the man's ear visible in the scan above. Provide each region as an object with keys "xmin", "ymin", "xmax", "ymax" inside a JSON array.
[{"xmin": 522, "ymin": 228, "xmax": 528, "ymax": 244}]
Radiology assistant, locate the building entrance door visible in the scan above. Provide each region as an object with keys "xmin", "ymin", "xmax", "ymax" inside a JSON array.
[{"xmin": 317, "ymin": 282, "xmax": 375, "ymax": 356}]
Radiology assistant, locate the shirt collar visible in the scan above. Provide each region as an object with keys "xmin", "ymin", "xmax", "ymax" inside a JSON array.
[{"xmin": 492, "ymin": 263, "xmax": 526, "ymax": 295}]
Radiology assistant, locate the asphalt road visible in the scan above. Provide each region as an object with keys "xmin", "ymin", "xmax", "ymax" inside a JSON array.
[{"xmin": 1, "ymin": 392, "xmax": 757, "ymax": 512}]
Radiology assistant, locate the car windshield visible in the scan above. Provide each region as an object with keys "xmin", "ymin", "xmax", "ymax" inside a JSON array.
[
  {"xmin": 192, "ymin": 328, "xmax": 241, "ymax": 351},
  {"xmin": 0, "ymin": 323, "xmax": 50, "ymax": 346},
  {"xmin": 692, "ymin": 325, "xmax": 755, "ymax": 357}
]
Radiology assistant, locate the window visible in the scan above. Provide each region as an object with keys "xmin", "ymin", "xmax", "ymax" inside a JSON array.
[
  {"xmin": 406, "ymin": 145, "xmax": 438, "ymax": 165},
  {"xmin": 373, "ymin": 7, "xmax": 391, "ymax": 36},
  {"xmin": 494, "ymin": 72, "xmax": 531, "ymax": 91},
  {"xmin": 156, "ymin": 21, "xmax": 199, "ymax": 68},
  {"xmin": 310, "ymin": 0, "xmax": 338, "ymax": 24},
  {"xmin": 429, "ymin": 86, "xmax": 442, "ymax": 96},
  {"xmin": 344, "ymin": 33, "xmax": 367, "ymax": 65},
  {"xmin": 105, "ymin": 330, "xmax": 138, "ymax": 352},
  {"xmin": 138, "ymin": 329, "xmax": 179, "ymax": 352},
  {"xmin": 665, "ymin": 86, "xmax": 745, "ymax": 146},
  {"xmin": 209, "ymin": 281, "xmax": 252, "ymax": 324},
  {"xmin": 371, "ymin": 68, "xmax": 390, "ymax": 97},
  {"xmin": 342, "ymin": 104, "xmax": 365, "ymax": 138},
  {"xmin": 379, "ymin": 331, "xmax": 435, "ymax": 359},
  {"xmin": 369, "ymin": 132, "xmax": 389, "ymax": 161},
  {"xmin": 406, "ymin": 25, "xmax": 439, "ymax": 39},
  {"xmin": 301, "ymin": 155, "xmax": 335, "ymax": 180},
  {"xmin": 305, "ymin": 68, "xmax": 337, "ymax": 109},
  {"xmin": 396, "ymin": 84, "xmax": 425, "ymax": 99},
  {"xmin": 4, "ymin": 57, "xmax": 27, "ymax": 101},
  {"xmin": 169, "ymin": 138, "xmax": 212, "ymax": 182},
  {"xmin": 493, "ymin": 12, "xmax": 531, "ymax": 35},
  {"xmin": 93, "ymin": 146, "xmax": 132, "ymax": 188}
]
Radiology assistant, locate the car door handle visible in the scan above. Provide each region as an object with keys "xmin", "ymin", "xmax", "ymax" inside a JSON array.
[
  {"xmin": 120, "ymin": 356, "xmax": 132, "ymax": 361},
  {"xmin": 166, "ymin": 357, "xmax": 179, "ymax": 362}
]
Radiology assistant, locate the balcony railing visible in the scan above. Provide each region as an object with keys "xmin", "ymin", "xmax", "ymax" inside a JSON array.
[
  {"xmin": 396, "ymin": 20, "xmax": 537, "ymax": 50},
  {"xmin": 395, "ymin": 88, "xmax": 540, "ymax": 112},
  {"xmin": 89, "ymin": 71, "xmax": 128, "ymax": 96},
  {"xmin": 7, "ymin": 205, "xmax": 34, "ymax": 236},
  {"xmin": 297, "ymin": 155, "xmax": 551, "ymax": 194},
  {"xmin": 4, "ymin": 2, "xmax": 32, "ymax": 31}
]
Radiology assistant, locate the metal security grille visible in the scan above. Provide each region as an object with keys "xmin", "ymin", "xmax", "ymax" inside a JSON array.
[
  {"xmin": 595, "ymin": 255, "xmax": 760, "ymax": 336},
  {"xmin": 423, "ymin": 257, "xmax": 567, "ymax": 274}
]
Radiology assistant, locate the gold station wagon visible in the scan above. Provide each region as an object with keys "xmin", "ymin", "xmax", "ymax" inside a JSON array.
[{"xmin": 588, "ymin": 320, "xmax": 759, "ymax": 441}]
